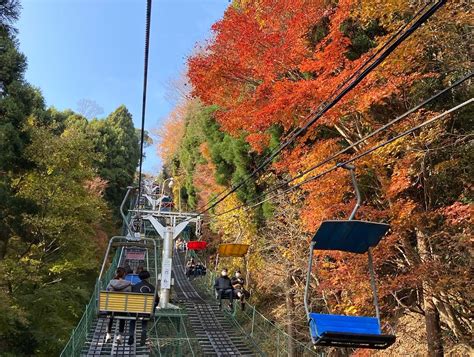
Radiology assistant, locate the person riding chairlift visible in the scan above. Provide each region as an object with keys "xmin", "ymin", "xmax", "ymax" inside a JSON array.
[
  {"xmin": 214, "ymin": 268, "xmax": 234, "ymax": 310},
  {"xmin": 127, "ymin": 270, "xmax": 157, "ymax": 346},
  {"xmin": 105, "ymin": 267, "xmax": 132, "ymax": 344},
  {"xmin": 231, "ymin": 270, "xmax": 249, "ymax": 310},
  {"xmin": 185, "ymin": 258, "xmax": 196, "ymax": 278}
]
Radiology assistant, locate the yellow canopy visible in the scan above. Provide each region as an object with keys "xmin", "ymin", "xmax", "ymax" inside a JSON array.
[{"xmin": 218, "ymin": 243, "xmax": 250, "ymax": 258}]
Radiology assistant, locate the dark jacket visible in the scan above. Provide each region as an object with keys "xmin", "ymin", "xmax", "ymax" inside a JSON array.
[
  {"xmin": 214, "ymin": 276, "xmax": 233, "ymax": 290},
  {"xmin": 231, "ymin": 276, "xmax": 245, "ymax": 289},
  {"xmin": 132, "ymin": 280, "xmax": 155, "ymax": 294}
]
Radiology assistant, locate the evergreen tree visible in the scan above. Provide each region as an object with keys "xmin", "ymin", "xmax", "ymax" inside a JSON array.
[{"xmin": 90, "ymin": 105, "xmax": 140, "ymax": 211}]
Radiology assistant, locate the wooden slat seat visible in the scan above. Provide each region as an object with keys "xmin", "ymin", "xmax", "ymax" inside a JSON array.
[{"xmin": 99, "ymin": 291, "xmax": 154, "ymax": 316}]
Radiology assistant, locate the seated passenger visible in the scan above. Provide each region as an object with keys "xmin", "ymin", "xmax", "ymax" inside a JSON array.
[
  {"xmin": 175, "ymin": 238, "xmax": 182, "ymax": 251},
  {"xmin": 231, "ymin": 270, "xmax": 250, "ymax": 310},
  {"xmin": 128, "ymin": 270, "xmax": 156, "ymax": 346},
  {"xmin": 105, "ymin": 267, "xmax": 132, "ymax": 344},
  {"xmin": 185, "ymin": 258, "xmax": 195, "ymax": 278},
  {"xmin": 214, "ymin": 268, "xmax": 234, "ymax": 310},
  {"xmin": 195, "ymin": 263, "xmax": 206, "ymax": 276},
  {"xmin": 124, "ymin": 264, "xmax": 133, "ymax": 275},
  {"xmin": 135, "ymin": 265, "xmax": 144, "ymax": 274}
]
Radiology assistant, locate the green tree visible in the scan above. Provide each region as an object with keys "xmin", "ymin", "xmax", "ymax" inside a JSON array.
[
  {"xmin": 0, "ymin": 1, "xmax": 44, "ymax": 261},
  {"xmin": 0, "ymin": 122, "xmax": 108, "ymax": 355},
  {"xmin": 90, "ymin": 105, "xmax": 140, "ymax": 211}
]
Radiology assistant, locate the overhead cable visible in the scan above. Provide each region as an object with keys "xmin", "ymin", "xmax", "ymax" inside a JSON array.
[
  {"xmin": 198, "ymin": 0, "xmax": 446, "ymax": 214},
  {"xmin": 199, "ymin": 1, "xmax": 432, "ymax": 211},
  {"xmin": 137, "ymin": 0, "xmax": 153, "ymax": 209},
  {"xmin": 215, "ymin": 97, "xmax": 473, "ymax": 216},
  {"xmin": 214, "ymin": 72, "xmax": 473, "ymax": 215}
]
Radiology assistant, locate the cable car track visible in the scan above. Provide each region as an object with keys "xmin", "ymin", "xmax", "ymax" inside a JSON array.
[{"xmin": 173, "ymin": 251, "xmax": 261, "ymax": 356}]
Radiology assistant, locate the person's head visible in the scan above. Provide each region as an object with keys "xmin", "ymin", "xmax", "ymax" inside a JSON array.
[
  {"xmin": 136, "ymin": 266, "xmax": 144, "ymax": 274},
  {"xmin": 221, "ymin": 268, "xmax": 228, "ymax": 277},
  {"xmin": 124, "ymin": 264, "xmax": 133, "ymax": 274},
  {"xmin": 138, "ymin": 270, "xmax": 151, "ymax": 281},
  {"xmin": 114, "ymin": 267, "xmax": 127, "ymax": 280},
  {"xmin": 235, "ymin": 270, "xmax": 241, "ymax": 278}
]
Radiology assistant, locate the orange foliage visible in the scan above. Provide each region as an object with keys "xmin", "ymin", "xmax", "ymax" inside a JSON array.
[
  {"xmin": 181, "ymin": 0, "xmax": 472, "ymax": 349},
  {"xmin": 155, "ymin": 102, "xmax": 187, "ymax": 163}
]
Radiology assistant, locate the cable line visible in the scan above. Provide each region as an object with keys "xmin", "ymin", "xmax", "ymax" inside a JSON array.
[
  {"xmin": 137, "ymin": 0, "xmax": 153, "ymax": 207},
  {"xmin": 213, "ymin": 72, "xmax": 473, "ymax": 216},
  {"xmin": 215, "ymin": 97, "xmax": 472, "ymax": 216},
  {"xmin": 198, "ymin": 0, "xmax": 446, "ymax": 214}
]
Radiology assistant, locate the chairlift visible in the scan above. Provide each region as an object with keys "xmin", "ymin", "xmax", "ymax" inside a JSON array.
[
  {"xmin": 187, "ymin": 241, "xmax": 207, "ymax": 251},
  {"xmin": 97, "ymin": 236, "xmax": 158, "ymax": 321},
  {"xmin": 304, "ymin": 164, "xmax": 396, "ymax": 350},
  {"xmin": 214, "ymin": 243, "xmax": 251, "ymax": 310}
]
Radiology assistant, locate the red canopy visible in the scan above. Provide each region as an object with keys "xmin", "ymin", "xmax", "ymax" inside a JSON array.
[{"xmin": 187, "ymin": 241, "xmax": 207, "ymax": 250}]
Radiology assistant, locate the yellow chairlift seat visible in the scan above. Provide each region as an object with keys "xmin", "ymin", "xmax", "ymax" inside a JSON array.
[
  {"xmin": 99, "ymin": 291, "xmax": 155, "ymax": 315},
  {"xmin": 217, "ymin": 243, "xmax": 250, "ymax": 257}
]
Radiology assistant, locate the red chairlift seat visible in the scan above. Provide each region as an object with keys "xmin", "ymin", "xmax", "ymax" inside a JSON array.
[{"xmin": 187, "ymin": 241, "xmax": 207, "ymax": 250}]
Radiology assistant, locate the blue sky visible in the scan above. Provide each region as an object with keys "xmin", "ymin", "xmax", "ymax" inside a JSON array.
[{"xmin": 17, "ymin": 0, "xmax": 229, "ymax": 174}]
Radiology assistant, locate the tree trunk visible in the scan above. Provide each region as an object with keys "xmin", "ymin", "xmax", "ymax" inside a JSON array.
[
  {"xmin": 423, "ymin": 288, "xmax": 444, "ymax": 357},
  {"xmin": 417, "ymin": 229, "xmax": 444, "ymax": 357},
  {"xmin": 433, "ymin": 295, "xmax": 467, "ymax": 341},
  {"xmin": 285, "ymin": 273, "xmax": 296, "ymax": 357}
]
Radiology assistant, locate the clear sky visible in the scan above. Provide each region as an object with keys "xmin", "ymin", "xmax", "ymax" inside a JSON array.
[{"xmin": 17, "ymin": 0, "xmax": 229, "ymax": 174}]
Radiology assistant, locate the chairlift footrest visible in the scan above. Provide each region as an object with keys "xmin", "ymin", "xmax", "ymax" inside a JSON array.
[{"xmin": 315, "ymin": 331, "xmax": 396, "ymax": 349}]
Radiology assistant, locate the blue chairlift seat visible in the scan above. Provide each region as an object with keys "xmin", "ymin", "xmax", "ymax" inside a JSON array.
[
  {"xmin": 312, "ymin": 220, "xmax": 390, "ymax": 254},
  {"xmin": 309, "ymin": 313, "xmax": 395, "ymax": 349},
  {"xmin": 307, "ymin": 220, "xmax": 395, "ymax": 349}
]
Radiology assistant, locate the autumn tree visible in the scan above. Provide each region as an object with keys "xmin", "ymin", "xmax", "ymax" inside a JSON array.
[{"xmin": 160, "ymin": 0, "xmax": 472, "ymax": 354}]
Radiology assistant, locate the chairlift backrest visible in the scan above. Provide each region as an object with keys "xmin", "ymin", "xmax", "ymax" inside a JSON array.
[
  {"xmin": 311, "ymin": 220, "xmax": 390, "ymax": 254},
  {"xmin": 187, "ymin": 241, "xmax": 207, "ymax": 250}
]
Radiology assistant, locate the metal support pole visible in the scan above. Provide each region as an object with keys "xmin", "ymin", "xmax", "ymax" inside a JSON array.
[
  {"xmin": 367, "ymin": 248, "xmax": 381, "ymax": 323},
  {"xmin": 250, "ymin": 307, "xmax": 256, "ymax": 337},
  {"xmin": 303, "ymin": 242, "xmax": 315, "ymax": 317},
  {"xmin": 159, "ymin": 226, "xmax": 174, "ymax": 308},
  {"xmin": 71, "ymin": 328, "xmax": 75, "ymax": 356},
  {"xmin": 277, "ymin": 331, "xmax": 280, "ymax": 356},
  {"xmin": 340, "ymin": 164, "xmax": 361, "ymax": 220},
  {"xmin": 120, "ymin": 187, "xmax": 134, "ymax": 237}
]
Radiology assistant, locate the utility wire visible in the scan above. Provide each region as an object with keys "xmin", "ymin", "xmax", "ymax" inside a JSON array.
[
  {"xmin": 215, "ymin": 97, "xmax": 473, "ymax": 217},
  {"xmin": 214, "ymin": 72, "xmax": 473, "ymax": 216},
  {"xmin": 198, "ymin": 0, "xmax": 446, "ymax": 215},
  {"xmin": 137, "ymin": 0, "xmax": 152, "ymax": 208},
  {"xmin": 199, "ymin": 2, "xmax": 431, "ymax": 211}
]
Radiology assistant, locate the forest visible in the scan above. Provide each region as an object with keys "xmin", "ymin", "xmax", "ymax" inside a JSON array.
[
  {"xmin": 157, "ymin": 0, "xmax": 472, "ymax": 356},
  {"xmin": 0, "ymin": 2, "xmax": 143, "ymax": 355},
  {"xmin": 1, "ymin": 0, "xmax": 472, "ymax": 356}
]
